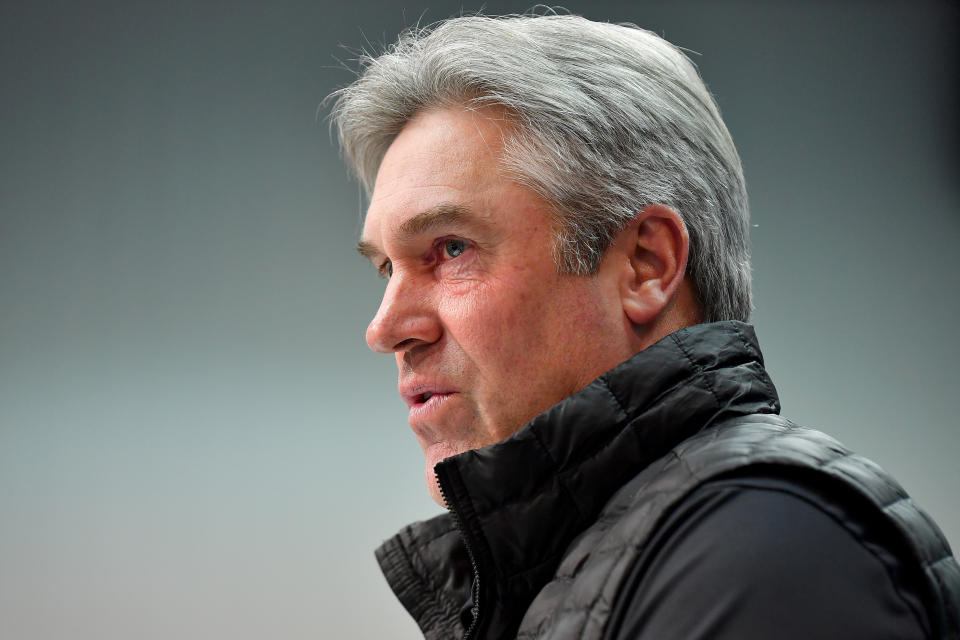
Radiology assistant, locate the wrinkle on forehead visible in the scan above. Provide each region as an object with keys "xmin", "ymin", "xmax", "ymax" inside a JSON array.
[
  {"xmin": 359, "ymin": 105, "xmax": 522, "ymax": 261},
  {"xmin": 379, "ymin": 104, "xmax": 513, "ymax": 186}
]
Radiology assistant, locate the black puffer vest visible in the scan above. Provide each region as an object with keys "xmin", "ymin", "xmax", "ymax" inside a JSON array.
[{"xmin": 375, "ymin": 322, "xmax": 960, "ymax": 639}]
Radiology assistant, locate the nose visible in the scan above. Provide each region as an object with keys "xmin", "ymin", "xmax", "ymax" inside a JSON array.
[{"xmin": 365, "ymin": 273, "xmax": 442, "ymax": 354}]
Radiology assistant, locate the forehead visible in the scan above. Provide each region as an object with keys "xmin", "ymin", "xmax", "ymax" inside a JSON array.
[{"xmin": 361, "ymin": 106, "xmax": 511, "ymax": 241}]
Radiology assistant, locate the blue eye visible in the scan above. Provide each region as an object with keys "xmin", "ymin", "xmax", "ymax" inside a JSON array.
[{"xmin": 443, "ymin": 239, "xmax": 467, "ymax": 258}]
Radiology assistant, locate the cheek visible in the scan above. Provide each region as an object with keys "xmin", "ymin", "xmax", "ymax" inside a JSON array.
[
  {"xmin": 477, "ymin": 279, "xmax": 547, "ymax": 338},
  {"xmin": 440, "ymin": 266, "xmax": 614, "ymax": 374},
  {"xmin": 439, "ymin": 279, "xmax": 546, "ymax": 364},
  {"xmin": 527, "ymin": 282, "xmax": 621, "ymax": 372}
]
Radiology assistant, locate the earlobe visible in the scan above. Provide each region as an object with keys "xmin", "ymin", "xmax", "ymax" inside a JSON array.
[{"xmin": 619, "ymin": 204, "xmax": 690, "ymax": 327}]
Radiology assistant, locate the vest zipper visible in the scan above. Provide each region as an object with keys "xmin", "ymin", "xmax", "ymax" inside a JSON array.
[{"xmin": 436, "ymin": 464, "xmax": 482, "ymax": 640}]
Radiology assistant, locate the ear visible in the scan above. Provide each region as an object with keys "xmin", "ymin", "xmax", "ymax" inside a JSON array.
[{"xmin": 617, "ymin": 204, "xmax": 690, "ymax": 326}]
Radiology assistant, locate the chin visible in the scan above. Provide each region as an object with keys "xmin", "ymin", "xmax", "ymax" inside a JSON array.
[
  {"xmin": 420, "ymin": 439, "xmax": 494, "ymax": 506},
  {"xmin": 423, "ymin": 444, "xmax": 463, "ymax": 507},
  {"xmin": 426, "ymin": 470, "xmax": 446, "ymax": 507},
  {"xmin": 423, "ymin": 441, "xmax": 462, "ymax": 473}
]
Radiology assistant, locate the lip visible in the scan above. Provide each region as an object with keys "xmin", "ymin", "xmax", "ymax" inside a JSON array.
[
  {"xmin": 407, "ymin": 392, "xmax": 454, "ymax": 423},
  {"xmin": 400, "ymin": 380, "xmax": 456, "ymax": 423},
  {"xmin": 400, "ymin": 380, "xmax": 455, "ymax": 407}
]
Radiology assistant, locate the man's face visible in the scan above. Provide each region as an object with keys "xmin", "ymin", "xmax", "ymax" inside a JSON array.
[{"xmin": 359, "ymin": 106, "xmax": 633, "ymax": 504}]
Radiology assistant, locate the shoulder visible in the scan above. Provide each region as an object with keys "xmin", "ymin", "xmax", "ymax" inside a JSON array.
[{"xmin": 603, "ymin": 468, "xmax": 932, "ymax": 640}]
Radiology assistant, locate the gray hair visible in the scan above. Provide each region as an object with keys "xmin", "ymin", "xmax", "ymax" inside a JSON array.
[{"xmin": 329, "ymin": 13, "xmax": 752, "ymax": 322}]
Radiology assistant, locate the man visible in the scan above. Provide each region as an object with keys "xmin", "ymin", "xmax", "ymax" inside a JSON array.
[{"xmin": 329, "ymin": 14, "xmax": 960, "ymax": 639}]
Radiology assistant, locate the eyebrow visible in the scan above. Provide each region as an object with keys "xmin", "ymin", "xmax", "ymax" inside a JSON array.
[{"xmin": 356, "ymin": 203, "xmax": 479, "ymax": 261}]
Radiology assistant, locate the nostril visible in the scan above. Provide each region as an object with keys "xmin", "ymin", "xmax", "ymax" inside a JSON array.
[{"xmin": 394, "ymin": 338, "xmax": 419, "ymax": 351}]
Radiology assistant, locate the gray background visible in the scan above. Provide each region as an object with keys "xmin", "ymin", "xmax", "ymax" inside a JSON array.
[{"xmin": 1, "ymin": 1, "xmax": 957, "ymax": 638}]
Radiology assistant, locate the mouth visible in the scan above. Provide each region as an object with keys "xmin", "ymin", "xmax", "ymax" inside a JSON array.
[
  {"xmin": 401, "ymin": 381, "xmax": 454, "ymax": 408},
  {"xmin": 410, "ymin": 390, "xmax": 451, "ymax": 407},
  {"xmin": 402, "ymin": 384, "xmax": 456, "ymax": 425},
  {"xmin": 413, "ymin": 391, "xmax": 442, "ymax": 404}
]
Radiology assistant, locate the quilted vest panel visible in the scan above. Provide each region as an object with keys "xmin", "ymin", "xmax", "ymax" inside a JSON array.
[{"xmin": 516, "ymin": 415, "xmax": 960, "ymax": 640}]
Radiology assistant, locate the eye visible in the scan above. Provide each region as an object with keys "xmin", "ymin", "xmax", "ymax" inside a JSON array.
[
  {"xmin": 443, "ymin": 238, "xmax": 467, "ymax": 259},
  {"xmin": 378, "ymin": 260, "xmax": 392, "ymax": 279}
]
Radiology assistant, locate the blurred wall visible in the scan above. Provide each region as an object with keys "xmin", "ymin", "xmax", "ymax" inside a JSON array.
[{"xmin": 1, "ymin": 1, "xmax": 957, "ymax": 638}]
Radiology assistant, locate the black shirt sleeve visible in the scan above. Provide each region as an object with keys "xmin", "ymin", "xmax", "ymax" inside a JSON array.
[{"xmin": 603, "ymin": 472, "xmax": 931, "ymax": 640}]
